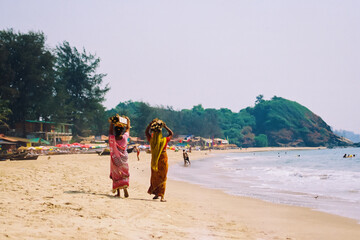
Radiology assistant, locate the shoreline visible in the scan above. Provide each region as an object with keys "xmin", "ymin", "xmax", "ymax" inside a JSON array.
[
  {"xmin": 1, "ymin": 147, "xmax": 359, "ymax": 239},
  {"xmin": 171, "ymin": 147, "xmax": 360, "ymax": 223}
]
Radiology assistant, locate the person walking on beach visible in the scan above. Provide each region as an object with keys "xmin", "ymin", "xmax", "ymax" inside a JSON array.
[
  {"xmin": 183, "ymin": 149, "xmax": 190, "ymax": 166},
  {"xmin": 145, "ymin": 118, "xmax": 173, "ymax": 202},
  {"xmin": 127, "ymin": 145, "xmax": 140, "ymax": 160},
  {"xmin": 109, "ymin": 115, "xmax": 131, "ymax": 198}
]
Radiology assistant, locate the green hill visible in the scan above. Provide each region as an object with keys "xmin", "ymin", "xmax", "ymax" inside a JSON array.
[
  {"xmin": 106, "ymin": 97, "xmax": 348, "ymax": 147},
  {"xmin": 244, "ymin": 96, "xmax": 344, "ymax": 147}
]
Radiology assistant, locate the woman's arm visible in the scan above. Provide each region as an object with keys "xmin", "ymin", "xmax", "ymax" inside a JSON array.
[
  {"xmin": 145, "ymin": 122, "xmax": 152, "ymax": 142},
  {"xmin": 125, "ymin": 116, "xmax": 131, "ymax": 134},
  {"xmin": 163, "ymin": 123, "xmax": 173, "ymax": 139},
  {"xmin": 109, "ymin": 122, "xmax": 114, "ymax": 135}
]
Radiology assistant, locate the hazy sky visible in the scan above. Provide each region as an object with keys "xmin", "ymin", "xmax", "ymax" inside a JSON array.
[{"xmin": 1, "ymin": 0, "xmax": 359, "ymax": 134}]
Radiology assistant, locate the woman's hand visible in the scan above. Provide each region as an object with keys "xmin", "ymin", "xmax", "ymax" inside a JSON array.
[
  {"xmin": 125, "ymin": 116, "xmax": 131, "ymax": 132},
  {"xmin": 149, "ymin": 120, "xmax": 155, "ymax": 127},
  {"xmin": 125, "ymin": 116, "xmax": 130, "ymax": 125},
  {"xmin": 163, "ymin": 122, "xmax": 173, "ymax": 138}
]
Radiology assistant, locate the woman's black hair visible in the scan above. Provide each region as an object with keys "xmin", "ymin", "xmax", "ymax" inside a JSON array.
[{"xmin": 114, "ymin": 126, "xmax": 125, "ymax": 136}]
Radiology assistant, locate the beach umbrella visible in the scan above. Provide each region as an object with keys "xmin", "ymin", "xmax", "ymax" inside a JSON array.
[
  {"xmin": 56, "ymin": 144, "xmax": 68, "ymax": 148},
  {"xmin": 17, "ymin": 146, "xmax": 28, "ymax": 151}
]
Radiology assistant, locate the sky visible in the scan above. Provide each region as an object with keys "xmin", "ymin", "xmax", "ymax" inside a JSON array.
[{"xmin": 1, "ymin": 0, "xmax": 359, "ymax": 134}]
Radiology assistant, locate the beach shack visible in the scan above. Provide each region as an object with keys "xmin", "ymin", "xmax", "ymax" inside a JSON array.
[
  {"xmin": 0, "ymin": 134, "xmax": 30, "ymax": 152},
  {"xmin": 0, "ymin": 139, "xmax": 16, "ymax": 154},
  {"xmin": 15, "ymin": 120, "xmax": 73, "ymax": 145}
]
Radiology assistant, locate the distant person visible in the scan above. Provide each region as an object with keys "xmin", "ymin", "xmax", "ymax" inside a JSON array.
[
  {"xmin": 109, "ymin": 115, "xmax": 131, "ymax": 198},
  {"xmin": 127, "ymin": 145, "xmax": 140, "ymax": 160},
  {"xmin": 145, "ymin": 118, "xmax": 173, "ymax": 202},
  {"xmin": 183, "ymin": 150, "xmax": 191, "ymax": 166},
  {"xmin": 343, "ymin": 154, "xmax": 347, "ymax": 158},
  {"xmin": 135, "ymin": 146, "xmax": 140, "ymax": 160}
]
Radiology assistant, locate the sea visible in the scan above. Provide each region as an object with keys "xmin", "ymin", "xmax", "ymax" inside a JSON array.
[{"xmin": 168, "ymin": 148, "xmax": 360, "ymax": 222}]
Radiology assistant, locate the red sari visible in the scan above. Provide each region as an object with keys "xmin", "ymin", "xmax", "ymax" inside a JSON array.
[{"xmin": 109, "ymin": 132, "xmax": 130, "ymax": 192}]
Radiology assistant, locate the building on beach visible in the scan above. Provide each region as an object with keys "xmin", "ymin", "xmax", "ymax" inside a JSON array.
[
  {"xmin": 14, "ymin": 120, "xmax": 73, "ymax": 145},
  {"xmin": 0, "ymin": 134, "xmax": 30, "ymax": 153},
  {"xmin": 171, "ymin": 135, "xmax": 236, "ymax": 150}
]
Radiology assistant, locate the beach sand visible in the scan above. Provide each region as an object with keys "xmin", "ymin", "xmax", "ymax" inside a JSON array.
[{"xmin": 1, "ymin": 148, "xmax": 359, "ymax": 239}]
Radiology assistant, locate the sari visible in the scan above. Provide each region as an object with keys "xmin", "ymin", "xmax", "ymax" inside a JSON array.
[
  {"xmin": 109, "ymin": 132, "xmax": 130, "ymax": 192},
  {"xmin": 147, "ymin": 131, "xmax": 170, "ymax": 198}
]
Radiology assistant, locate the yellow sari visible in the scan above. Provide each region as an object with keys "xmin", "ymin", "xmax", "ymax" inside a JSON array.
[{"xmin": 148, "ymin": 132, "xmax": 169, "ymax": 197}]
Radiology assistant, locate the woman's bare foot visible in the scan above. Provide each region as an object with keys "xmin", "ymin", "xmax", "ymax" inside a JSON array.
[
  {"xmin": 124, "ymin": 188, "xmax": 129, "ymax": 198},
  {"xmin": 160, "ymin": 197, "xmax": 166, "ymax": 202},
  {"xmin": 115, "ymin": 189, "xmax": 120, "ymax": 197}
]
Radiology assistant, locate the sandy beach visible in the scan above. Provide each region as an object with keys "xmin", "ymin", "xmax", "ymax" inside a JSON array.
[{"xmin": 1, "ymin": 148, "xmax": 360, "ymax": 240}]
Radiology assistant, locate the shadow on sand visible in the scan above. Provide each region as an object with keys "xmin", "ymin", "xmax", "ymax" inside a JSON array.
[{"xmin": 64, "ymin": 190, "xmax": 154, "ymax": 202}]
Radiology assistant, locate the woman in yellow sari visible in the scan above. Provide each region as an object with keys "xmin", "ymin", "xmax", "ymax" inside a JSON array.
[{"xmin": 145, "ymin": 119, "xmax": 173, "ymax": 202}]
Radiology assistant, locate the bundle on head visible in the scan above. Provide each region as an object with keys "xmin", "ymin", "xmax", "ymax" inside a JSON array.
[
  {"xmin": 109, "ymin": 114, "xmax": 120, "ymax": 124},
  {"xmin": 109, "ymin": 114, "xmax": 126, "ymax": 136},
  {"xmin": 109, "ymin": 114, "xmax": 126, "ymax": 127},
  {"xmin": 150, "ymin": 119, "xmax": 163, "ymax": 132}
]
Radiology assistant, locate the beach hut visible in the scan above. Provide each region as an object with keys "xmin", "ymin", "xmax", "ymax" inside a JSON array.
[
  {"xmin": 0, "ymin": 135, "xmax": 30, "ymax": 149},
  {"xmin": 29, "ymin": 138, "xmax": 51, "ymax": 146},
  {"xmin": 0, "ymin": 139, "xmax": 17, "ymax": 156},
  {"xmin": 0, "ymin": 139, "xmax": 16, "ymax": 146}
]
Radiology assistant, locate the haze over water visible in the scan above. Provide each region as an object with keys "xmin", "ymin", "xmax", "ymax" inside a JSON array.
[{"xmin": 169, "ymin": 148, "xmax": 360, "ymax": 222}]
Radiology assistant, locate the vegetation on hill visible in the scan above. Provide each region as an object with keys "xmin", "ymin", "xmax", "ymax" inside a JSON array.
[
  {"xmin": 244, "ymin": 96, "xmax": 342, "ymax": 147},
  {"xmin": 105, "ymin": 96, "xmax": 346, "ymax": 147}
]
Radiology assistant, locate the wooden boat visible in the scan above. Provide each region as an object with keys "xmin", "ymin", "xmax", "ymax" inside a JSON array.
[
  {"xmin": 10, "ymin": 153, "xmax": 38, "ymax": 160},
  {"xmin": 96, "ymin": 149, "xmax": 110, "ymax": 156},
  {"xmin": 0, "ymin": 153, "xmax": 12, "ymax": 161}
]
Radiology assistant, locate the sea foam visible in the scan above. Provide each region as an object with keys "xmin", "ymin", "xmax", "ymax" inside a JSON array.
[{"xmin": 169, "ymin": 148, "xmax": 360, "ymax": 222}]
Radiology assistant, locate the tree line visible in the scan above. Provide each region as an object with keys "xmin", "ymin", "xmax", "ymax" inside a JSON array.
[
  {"xmin": 106, "ymin": 96, "xmax": 342, "ymax": 148},
  {"xmin": 106, "ymin": 101, "xmax": 267, "ymax": 147},
  {"xmin": 0, "ymin": 29, "xmax": 109, "ymax": 137}
]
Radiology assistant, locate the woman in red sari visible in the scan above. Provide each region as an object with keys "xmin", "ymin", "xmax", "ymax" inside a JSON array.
[
  {"xmin": 109, "ymin": 115, "xmax": 131, "ymax": 198},
  {"xmin": 145, "ymin": 119, "xmax": 173, "ymax": 202}
]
